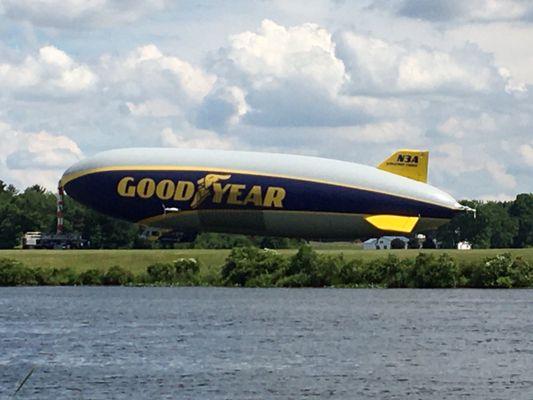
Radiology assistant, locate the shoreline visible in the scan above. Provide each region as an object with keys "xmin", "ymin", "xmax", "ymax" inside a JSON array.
[{"xmin": 1, "ymin": 247, "xmax": 532, "ymax": 289}]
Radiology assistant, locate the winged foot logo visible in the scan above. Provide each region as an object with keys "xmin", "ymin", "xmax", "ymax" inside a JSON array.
[{"xmin": 116, "ymin": 173, "xmax": 286, "ymax": 209}]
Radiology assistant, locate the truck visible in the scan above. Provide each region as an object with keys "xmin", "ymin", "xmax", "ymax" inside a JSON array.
[
  {"xmin": 21, "ymin": 231, "xmax": 89, "ymax": 249},
  {"xmin": 21, "ymin": 186, "xmax": 88, "ymax": 250}
]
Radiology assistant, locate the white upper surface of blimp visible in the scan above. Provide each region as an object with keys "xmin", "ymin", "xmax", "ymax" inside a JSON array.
[{"xmin": 63, "ymin": 148, "xmax": 462, "ymax": 210}]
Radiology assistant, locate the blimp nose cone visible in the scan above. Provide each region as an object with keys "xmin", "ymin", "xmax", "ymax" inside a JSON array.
[{"xmin": 59, "ymin": 150, "xmax": 164, "ymax": 223}]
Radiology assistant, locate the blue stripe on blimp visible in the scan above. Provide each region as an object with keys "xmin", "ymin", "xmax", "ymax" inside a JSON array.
[{"xmin": 63, "ymin": 169, "xmax": 457, "ymax": 222}]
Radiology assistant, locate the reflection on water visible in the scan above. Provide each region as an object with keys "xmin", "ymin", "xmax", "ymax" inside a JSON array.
[{"xmin": 0, "ymin": 287, "xmax": 532, "ymax": 399}]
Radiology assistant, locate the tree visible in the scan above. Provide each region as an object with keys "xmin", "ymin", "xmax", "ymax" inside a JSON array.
[
  {"xmin": 390, "ymin": 238, "xmax": 406, "ymax": 249},
  {"xmin": 509, "ymin": 194, "xmax": 533, "ymax": 248},
  {"xmin": 437, "ymin": 199, "xmax": 521, "ymax": 249}
]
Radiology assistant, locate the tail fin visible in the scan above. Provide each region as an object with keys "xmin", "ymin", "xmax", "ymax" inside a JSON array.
[{"xmin": 377, "ymin": 149, "xmax": 429, "ymax": 183}]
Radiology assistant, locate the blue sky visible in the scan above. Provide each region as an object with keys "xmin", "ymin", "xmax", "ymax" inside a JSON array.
[{"xmin": 0, "ymin": 0, "xmax": 532, "ymax": 200}]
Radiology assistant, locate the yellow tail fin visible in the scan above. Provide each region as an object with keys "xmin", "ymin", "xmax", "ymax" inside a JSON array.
[{"xmin": 377, "ymin": 149, "xmax": 429, "ymax": 183}]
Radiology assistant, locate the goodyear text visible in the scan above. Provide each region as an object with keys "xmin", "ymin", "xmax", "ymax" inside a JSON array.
[{"xmin": 116, "ymin": 175, "xmax": 286, "ymax": 208}]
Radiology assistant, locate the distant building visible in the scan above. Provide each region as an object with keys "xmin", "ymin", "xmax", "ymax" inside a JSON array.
[
  {"xmin": 363, "ymin": 238, "xmax": 378, "ymax": 250},
  {"xmin": 457, "ymin": 241, "xmax": 472, "ymax": 250},
  {"xmin": 363, "ymin": 236, "xmax": 409, "ymax": 250}
]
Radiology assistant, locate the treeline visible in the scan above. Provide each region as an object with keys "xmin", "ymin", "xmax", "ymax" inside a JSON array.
[
  {"xmin": 1, "ymin": 180, "xmax": 532, "ymax": 249},
  {"xmin": 0, "ymin": 181, "xmax": 302, "ymax": 249},
  {"xmin": 437, "ymin": 196, "xmax": 533, "ymax": 249},
  {"xmin": 1, "ymin": 246, "xmax": 531, "ymax": 288}
]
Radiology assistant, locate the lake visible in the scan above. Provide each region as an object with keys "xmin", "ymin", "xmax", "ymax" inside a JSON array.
[{"xmin": 0, "ymin": 287, "xmax": 532, "ymax": 399}]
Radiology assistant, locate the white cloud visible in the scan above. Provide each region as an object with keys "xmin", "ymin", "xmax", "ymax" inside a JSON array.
[
  {"xmin": 101, "ymin": 44, "xmax": 216, "ymax": 108},
  {"xmin": 448, "ymin": 23, "xmax": 533, "ymax": 86},
  {"xmin": 337, "ymin": 32, "xmax": 504, "ymax": 94},
  {"xmin": 337, "ymin": 120, "xmax": 423, "ymax": 143},
  {"xmin": 477, "ymin": 193, "xmax": 517, "ymax": 202},
  {"xmin": 485, "ymin": 160, "xmax": 517, "ymax": 189},
  {"xmin": 196, "ymin": 85, "xmax": 248, "ymax": 130},
  {"xmin": 211, "ymin": 19, "xmax": 367, "ymax": 127},
  {"xmin": 225, "ymin": 19, "xmax": 347, "ymax": 93},
  {"xmin": 519, "ymin": 143, "xmax": 533, "ymax": 166},
  {"xmin": 0, "ymin": 121, "xmax": 83, "ymax": 189},
  {"xmin": 437, "ymin": 113, "xmax": 497, "ymax": 139},
  {"xmin": 433, "ymin": 142, "xmax": 517, "ymax": 192},
  {"xmin": 0, "ymin": 0, "xmax": 167, "ymax": 28},
  {"xmin": 395, "ymin": 0, "xmax": 533, "ymax": 22},
  {"xmin": 0, "ymin": 45, "xmax": 96, "ymax": 94},
  {"xmin": 160, "ymin": 127, "xmax": 233, "ymax": 150},
  {"xmin": 126, "ymin": 99, "xmax": 182, "ymax": 118}
]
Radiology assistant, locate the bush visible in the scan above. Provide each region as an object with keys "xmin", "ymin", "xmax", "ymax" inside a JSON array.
[
  {"xmin": 410, "ymin": 253, "xmax": 458, "ymax": 288},
  {"xmin": 467, "ymin": 253, "xmax": 532, "ymax": 288},
  {"xmin": 175, "ymin": 258, "xmax": 200, "ymax": 275},
  {"xmin": 469, "ymin": 253, "xmax": 512, "ymax": 288},
  {"xmin": 221, "ymin": 247, "xmax": 288, "ymax": 286},
  {"xmin": 102, "ymin": 265, "xmax": 133, "ymax": 285},
  {"xmin": 382, "ymin": 255, "xmax": 413, "ymax": 288},
  {"xmin": 79, "ymin": 269, "xmax": 103, "ymax": 285},
  {"xmin": 509, "ymin": 257, "xmax": 532, "ymax": 287},
  {"xmin": 146, "ymin": 262, "xmax": 176, "ymax": 283},
  {"xmin": 311, "ymin": 254, "xmax": 343, "ymax": 287},
  {"xmin": 32, "ymin": 267, "xmax": 78, "ymax": 285},
  {"xmin": 276, "ymin": 273, "xmax": 310, "ymax": 287},
  {"xmin": 338, "ymin": 259, "xmax": 364, "ymax": 286},
  {"xmin": 360, "ymin": 258, "xmax": 387, "ymax": 286},
  {"xmin": 0, "ymin": 259, "xmax": 36, "ymax": 286},
  {"xmin": 145, "ymin": 258, "xmax": 200, "ymax": 285}
]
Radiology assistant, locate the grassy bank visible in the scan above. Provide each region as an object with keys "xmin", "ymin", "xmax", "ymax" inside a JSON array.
[
  {"xmin": 1, "ymin": 246, "xmax": 532, "ymax": 288},
  {"xmin": 1, "ymin": 247, "xmax": 532, "ymax": 275}
]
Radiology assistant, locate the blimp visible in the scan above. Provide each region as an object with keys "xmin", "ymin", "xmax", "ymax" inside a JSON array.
[{"xmin": 60, "ymin": 148, "xmax": 469, "ymax": 240}]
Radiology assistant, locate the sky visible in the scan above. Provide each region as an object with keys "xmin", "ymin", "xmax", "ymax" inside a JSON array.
[{"xmin": 0, "ymin": 0, "xmax": 532, "ymax": 200}]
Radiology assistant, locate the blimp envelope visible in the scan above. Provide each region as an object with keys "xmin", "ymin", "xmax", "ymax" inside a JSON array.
[{"xmin": 60, "ymin": 148, "xmax": 468, "ymax": 240}]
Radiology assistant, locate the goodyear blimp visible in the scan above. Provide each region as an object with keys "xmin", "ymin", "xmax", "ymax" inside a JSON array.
[{"xmin": 60, "ymin": 148, "xmax": 470, "ymax": 239}]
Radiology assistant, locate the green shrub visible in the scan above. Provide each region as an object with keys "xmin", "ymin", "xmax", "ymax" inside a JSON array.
[
  {"xmin": 468, "ymin": 253, "xmax": 511, "ymax": 288},
  {"xmin": 0, "ymin": 259, "xmax": 36, "ymax": 286},
  {"xmin": 175, "ymin": 258, "xmax": 200, "ymax": 275},
  {"xmin": 201, "ymin": 268, "xmax": 223, "ymax": 286},
  {"xmin": 360, "ymin": 258, "xmax": 387, "ymax": 286},
  {"xmin": 310, "ymin": 254, "xmax": 343, "ymax": 287},
  {"xmin": 245, "ymin": 273, "xmax": 276, "ymax": 287},
  {"xmin": 508, "ymin": 257, "xmax": 532, "ymax": 287},
  {"xmin": 18, "ymin": 265, "xmax": 77, "ymax": 286},
  {"xmin": 79, "ymin": 269, "xmax": 103, "ymax": 285},
  {"xmin": 382, "ymin": 255, "xmax": 413, "ymax": 288},
  {"xmin": 145, "ymin": 258, "xmax": 200, "ymax": 285},
  {"xmin": 338, "ymin": 259, "xmax": 365, "ymax": 286},
  {"xmin": 467, "ymin": 253, "xmax": 532, "ymax": 288},
  {"xmin": 146, "ymin": 262, "xmax": 176, "ymax": 283},
  {"xmin": 287, "ymin": 245, "xmax": 318, "ymax": 276},
  {"xmin": 282, "ymin": 245, "xmax": 343, "ymax": 287},
  {"xmin": 48, "ymin": 267, "xmax": 79, "ymax": 285},
  {"xmin": 221, "ymin": 247, "xmax": 288, "ymax": 286},
  {"xmin": 102, "ymin": 265, "xmax": 133, "ymax": 285},
  {"xmin": 33, "ymin": 267, "xmax": 53, "ymax": 285},
  {"xmin": 410, "ymin": 253, "xmax": 458, "ymax": 288},
  {"xmin": 276, "ymin": 273, "xmax": 310, "ymax": 287}
]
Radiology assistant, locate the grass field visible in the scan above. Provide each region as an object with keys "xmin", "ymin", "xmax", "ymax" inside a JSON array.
[{"xmin": 1, "ymin": 246, "xmax": 532, "ymax": 277}]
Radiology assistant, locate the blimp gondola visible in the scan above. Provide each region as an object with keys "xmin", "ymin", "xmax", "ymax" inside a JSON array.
[{"xmin": 60, "ymin": 148, "xmax": 469, "ymax": 240}]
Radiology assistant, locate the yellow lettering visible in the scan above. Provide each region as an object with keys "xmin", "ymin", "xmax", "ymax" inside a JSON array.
[
  {"xmin": 212, "ymin": 183, "xmax": 232, "ymax": 203},
  {"xmin": 136, "ymin": 178, "xmax": 155, "ymax": 198},
  {"xmin": 263, "ymin": 187, "xmax": 285, "ymax": 208},
  {"xmin": 243, "ymin": 185, "xmax": 263, "ymax": 206},
  {"xmin": 227, "ymin": 184, "xmax": 246, "ymax": 205},
  {"xmin": 174, "ymin": 181, "xmax": 195, "ymax": 201},
  {"xmin": 156, "ymin": 179, "xmax": 175, "ymax": 200},
  {"xmin": 117, "ymin": 177, "xmax": 136, "ymax": 197}
]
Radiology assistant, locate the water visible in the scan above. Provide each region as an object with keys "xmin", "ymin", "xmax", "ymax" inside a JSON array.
[{"xmin": 0, "ymin": 288, "xmax": 532, "ymax": 399}]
